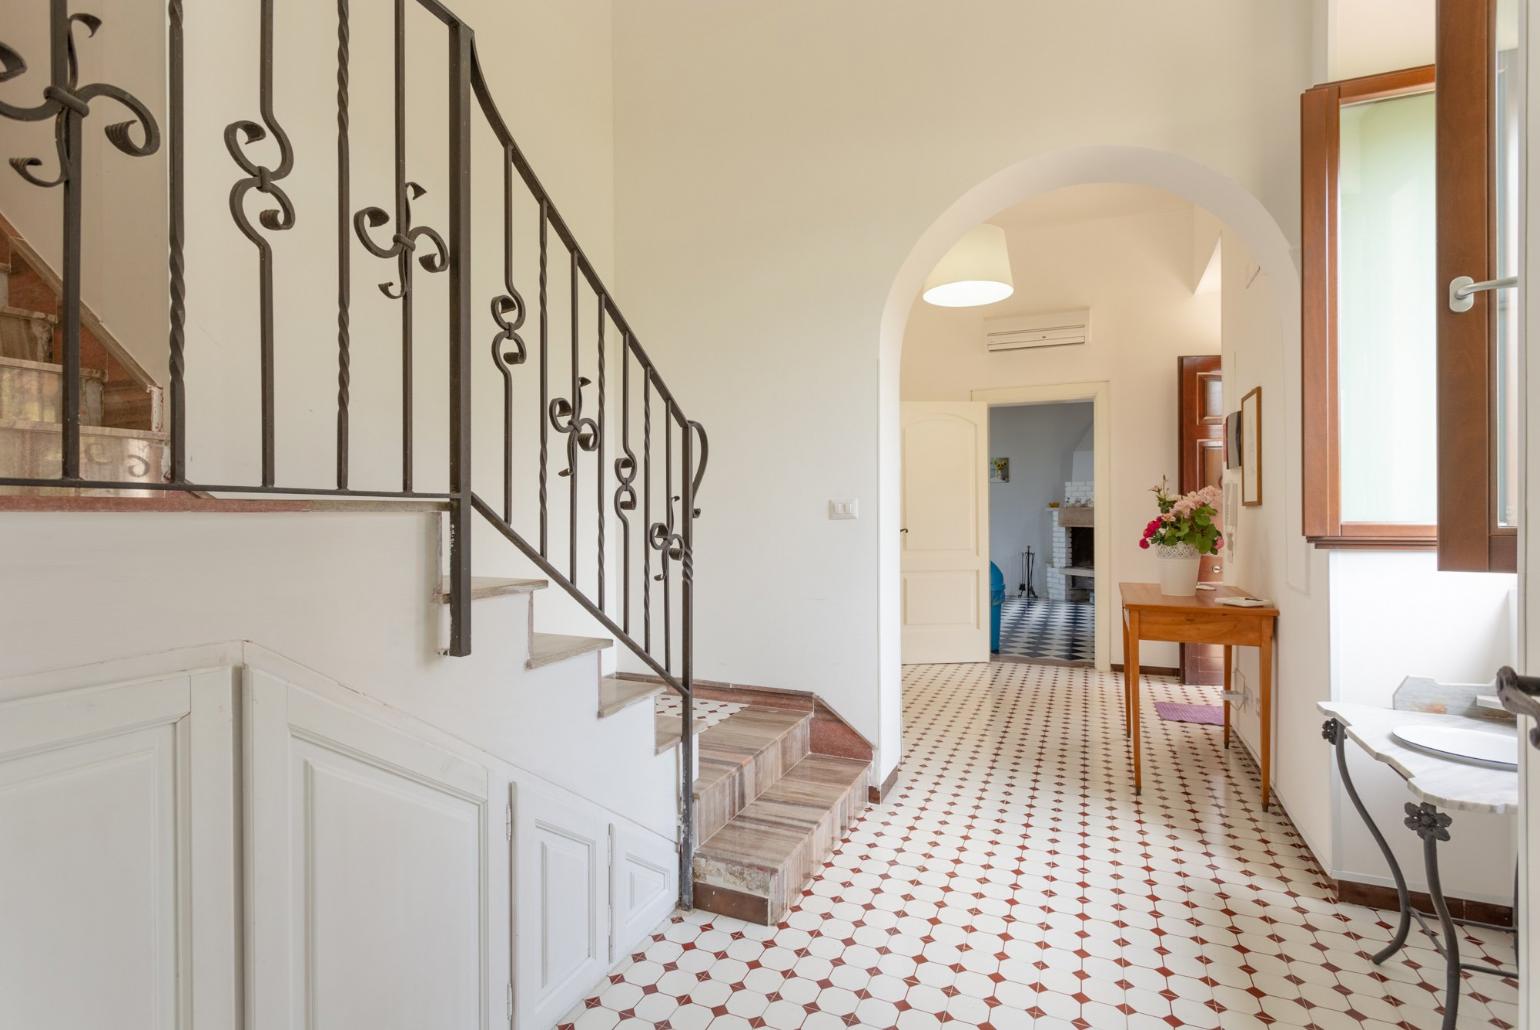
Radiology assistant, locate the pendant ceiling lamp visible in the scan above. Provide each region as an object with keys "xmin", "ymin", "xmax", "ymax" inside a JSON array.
[{"xmin": 922, "ymin": 223, "xmax": 1014, "ymax": 307}]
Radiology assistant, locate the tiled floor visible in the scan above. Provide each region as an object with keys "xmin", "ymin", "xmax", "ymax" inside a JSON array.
[
  {"xmin": 998, "ymin": 598, "xmax": 1094, "ymax": 664},
  {"xmin": 658, "ymin": 694, "xmax": 749, "ymax": 733},
  {"xmin": 562, "ymin": 662, "xmax": 1519, "ymax": 1029}
]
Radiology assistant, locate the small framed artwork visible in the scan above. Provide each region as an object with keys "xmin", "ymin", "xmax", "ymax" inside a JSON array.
[
  {"xmin": 990, "ymin": 457, "xmax": 1010, "ymax": 483},
  {"xmin": 1225, "ymin": 411, "xmax": 1243, "ymax": 469},
  {"xmin": 1240, "ymin": 386, "xmax": 1262, "ymax": 506}
]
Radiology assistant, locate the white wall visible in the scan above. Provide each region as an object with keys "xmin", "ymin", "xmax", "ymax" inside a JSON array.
[
  {"xmin": 904, "ymin": 199, "xmax": 1222, "ymax": 667},
  {"xmin": 1329, "ymin": 552, "xmax": 1517, "ymax": 902},
  {"xmin": 612, "ymin": 1, "xmax": 1313, "ymax": 783},
  {"xmin": 1326, "ymin": 0, "xmax": 1436, "ymax": 80},
  {"xmin": 985, "ymin": 402, "xmax": 1093, "ymax": 598}
]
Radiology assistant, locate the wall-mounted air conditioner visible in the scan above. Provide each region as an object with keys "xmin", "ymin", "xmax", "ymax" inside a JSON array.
[{"xmin": 983, "ymin": 308, "xmax": 1090, "ymax": 353}]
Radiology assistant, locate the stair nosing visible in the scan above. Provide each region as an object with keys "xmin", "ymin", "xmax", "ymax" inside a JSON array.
[
  {"xmin": 598, "ymin": 675, "xmax": 665, "ymax": 719},
  {"xmin": 526, "ymin": 631, "xmax": 611, "ymax": 670},
  {"xmin": 0, "ymin": 417, "xmax": 168, "ymax": 440},
  {"xmin": 433, "ymin": 576, "xmax": 547, "ymax": 603},
  {"xmin": 0, "ymin": 355, "xmax": 107, "ymax": 379},
  {"xmin": 0, "ymin": 304, "xmax": 56, "ymax": 323}
]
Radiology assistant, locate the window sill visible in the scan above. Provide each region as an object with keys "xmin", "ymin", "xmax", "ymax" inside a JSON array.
[{"xmin": 1307, "ymin": 534, "xmax": 1437, "ymax": 551}]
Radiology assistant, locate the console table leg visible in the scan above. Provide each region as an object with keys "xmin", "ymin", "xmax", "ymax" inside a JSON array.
[
  {"xmin": 1322, "ymin": 718, "xmax": 1411, "ymax": 962},
  {"xmin": 1405, "ymin": 801, "xmax": 1459, "ymax": 1030}
]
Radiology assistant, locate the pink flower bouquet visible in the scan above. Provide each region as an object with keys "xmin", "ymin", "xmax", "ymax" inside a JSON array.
[{"xmin": 1139, "ymin": 478, "xmax": 1223, "ymax": 556}]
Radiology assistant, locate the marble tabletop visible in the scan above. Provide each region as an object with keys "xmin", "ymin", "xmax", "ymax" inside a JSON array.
[{"xmin": 1319, "ymin": 701, "xmax": 1520, "ymax": 816}]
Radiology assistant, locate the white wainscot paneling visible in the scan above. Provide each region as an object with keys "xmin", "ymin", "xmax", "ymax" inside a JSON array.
[
  {"xmin": 0, "ymin": 670, "xmax": 238, "ymax": 1030},
  {"xmin": 515, "ymin": 777, "xmax": 611, "ymax": 1029},
  {"xmin": 244, "ymin": 667, "xmax": 509, "ymax": 1030},
  {"xmin": 609, "ymin": 821, "xmax": 677, "ymax": 962}
]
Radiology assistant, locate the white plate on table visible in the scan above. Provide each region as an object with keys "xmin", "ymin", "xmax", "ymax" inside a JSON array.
[{"xmin": 1391, "ymin": 724, "xmax": 1518, "ymax": 770}]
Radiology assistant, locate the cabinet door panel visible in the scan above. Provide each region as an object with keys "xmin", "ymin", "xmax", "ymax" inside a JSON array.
[
  {"xmin": 515, "ymin": 779, "xmax": 609, "ymax": 1029},
  {"xmin": 0, "ymin": 671, "xmax": 237, "ymax": 1030},
  {"xmin": 246, "ymin": 668, "xmax": 498, "ymax": 1030}
]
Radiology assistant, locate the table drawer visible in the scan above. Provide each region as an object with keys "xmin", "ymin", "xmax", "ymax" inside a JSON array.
[{"xmin": 1133, "ymin": 610, "xmax": 1269, "ymax": 646}]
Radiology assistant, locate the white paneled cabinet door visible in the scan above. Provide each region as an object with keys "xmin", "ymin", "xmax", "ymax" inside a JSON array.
[
  {"xmin": 0, "ymin": 670, "xmax": 239, "ymax": 1030},
  {"xmin": 900, "ymin": 401, "xmax": 991, "ymax": 664},
  {"xmin": 244, "ymin": 668, "xmax": 508, "ymax": 1030},
  {"xmin": 609, "ymin": 822, "xmax": 677, "ymax": 962},
  {"xmin": 515, "ymin": 778, "xmax": 611, "ymax": 1029}
]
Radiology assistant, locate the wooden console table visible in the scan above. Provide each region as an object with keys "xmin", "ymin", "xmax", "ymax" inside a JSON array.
[{"xmin": 1119, "ymin": 582, "xmax": 1279, "ymax": 807}]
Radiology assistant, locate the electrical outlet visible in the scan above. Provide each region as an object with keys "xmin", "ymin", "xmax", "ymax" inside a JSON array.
[{"xmin": 828, "ymin": 499, "xmax": 859, "ymax": 520}]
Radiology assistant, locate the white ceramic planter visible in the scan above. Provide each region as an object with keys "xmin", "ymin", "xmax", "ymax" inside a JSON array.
[{"xmin": 1155, "ymin": 544, "xmax": 1201, "ymax": 596}]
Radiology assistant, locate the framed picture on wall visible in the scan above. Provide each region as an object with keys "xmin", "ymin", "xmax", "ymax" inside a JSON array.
[
  {"xmin": 1225, "ymin": 411, "xmax": 1243, "ymax": 469},
  {"xmin": 1240, "ymin": 387, "xmax": 1262, "ymax": 506},
  {"xmin": 990, "ymin": 457, "xmax": 1010, "ymax": 483}
]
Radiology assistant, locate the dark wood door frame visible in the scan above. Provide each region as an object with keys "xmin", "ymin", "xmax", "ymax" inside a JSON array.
[{"xmin": 1178, "ymin": 355, "xmax": 1225, "ymax": 685}]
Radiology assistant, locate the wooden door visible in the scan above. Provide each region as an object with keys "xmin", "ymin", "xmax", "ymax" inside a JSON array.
[
  {"xmin": 900, "ymin": 402, "xmax": 991, "ymax": 664},
  {"xmin": 1178, "ymin": 355, "xmax": 1226, "ymax": 684}
]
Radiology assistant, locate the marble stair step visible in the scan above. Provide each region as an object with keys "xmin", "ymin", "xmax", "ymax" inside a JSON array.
[
  {"xmin": 692, "ymin": 753, "xmax": 871, "ymax": 926},
  {"xmin": 433, "ymin": 576, "xmax": 547, "ymax": 603},
  {"xmin": 0, "ymin": 417, "xmax": 166, "ymax": 496},
  {"xmin": 0, "ymin": 356, "xmax": 105, "ymax": 426},
  {"xmin": 0, "ymin": 306, "xmax": 55, "ymax": 363},
  {"xmin": 599, "ymin": 675, "xmax": 665, "ymax": 719},
  {"xmin": 691, "ymin": 707, "xmax": 811, "ymax": 844},
  {"xmin": 526, "ymin": 631, "xmax": 611, "ymax": 670}
]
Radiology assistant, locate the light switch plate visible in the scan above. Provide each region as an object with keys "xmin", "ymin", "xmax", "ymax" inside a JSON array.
[{"xmin": 828, "ymin": 499, "xmax": 859, "ymax": 520}]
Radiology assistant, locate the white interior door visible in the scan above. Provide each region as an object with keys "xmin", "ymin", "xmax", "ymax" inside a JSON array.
[
  {"xmin": 0, "ymin": 669, "xmax": 239, "ymax": 1030},
  {"xmin": 243, "ymin": 667, "xmax": 506, "ymax": 1030},
  {"xmin": 901, "ymin": 401, "xmax": 991, "ymax": 664}
]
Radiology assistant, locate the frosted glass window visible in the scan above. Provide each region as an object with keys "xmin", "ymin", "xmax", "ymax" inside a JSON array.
[{"xmin": 1337, "ymin": 91, "xmax": 1437, "ymax": 524}]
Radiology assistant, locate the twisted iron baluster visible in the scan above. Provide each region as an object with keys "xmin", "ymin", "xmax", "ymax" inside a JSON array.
[
  {"xmin": 225, "ymin": 0, "xmax": 295, "ymax": 486},
  {"xmin": 491, "ymin": 151, "xmax": 528, "ymax": 524},
  {"xmin": 335, "ymin": 0, "xmax": 350, "ymax": 489},
  {"xmin": 596, "ymin": 291, "xmax": 606, "ymax": 611},
  {"xmin": 538, "ymin": 201, "xmax": 549, "ymax": 555},
  {"xmin": 0, "ymin": 5, "xmax": 160, "ymax": 480}
]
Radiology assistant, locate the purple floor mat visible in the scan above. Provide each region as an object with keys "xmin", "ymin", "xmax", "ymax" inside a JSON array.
[{"xmin": 1154, "ymin": 701, "xmax": 1224, "ymax": 726}]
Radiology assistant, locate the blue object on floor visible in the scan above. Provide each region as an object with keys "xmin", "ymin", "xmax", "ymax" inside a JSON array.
[{"xmin": 989, "ymin": 561, "xmax": 1004, "ymax": 653}]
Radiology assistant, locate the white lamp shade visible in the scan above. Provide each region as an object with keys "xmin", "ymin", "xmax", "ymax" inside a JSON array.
[{"xmin": 923, "ymin": 223, "xmax": 1014, "ymax": 307}]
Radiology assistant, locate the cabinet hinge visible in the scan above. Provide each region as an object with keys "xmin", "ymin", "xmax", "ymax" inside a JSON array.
[
  {"xmin": 505, "ymin": 802, "xmax": 513, "ymax": 842},
  {"xmin": 506, "ymin": 982, "xmax": 513, "ymax": 1024}
]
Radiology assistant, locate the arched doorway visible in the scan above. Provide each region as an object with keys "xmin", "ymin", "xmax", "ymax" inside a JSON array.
[{"xmin": 875, "ymin": 145, "xmax": 1302, "ymax": 742}]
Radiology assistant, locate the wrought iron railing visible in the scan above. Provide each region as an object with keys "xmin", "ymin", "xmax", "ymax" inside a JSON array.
[{"xmin": 0, "ymin": 0, "xmax": 706, "ymax": 904}]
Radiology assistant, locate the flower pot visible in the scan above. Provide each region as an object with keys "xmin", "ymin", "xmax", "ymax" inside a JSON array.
[{"xmin": 1155, "ymin": 543, "xmax": 1201, "ymax": 596}]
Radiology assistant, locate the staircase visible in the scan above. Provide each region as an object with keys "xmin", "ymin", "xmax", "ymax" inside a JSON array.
[
  {"xmin": 0, "ymin": 1, "xmax": 876, "ymax": 921},
  {"xmin": 652, "ymin": 688, "xmax": 871, "ymax": 924},
  {"xmin": 0, "ymin": 216, "xmax": 166, "ymax": 495}
]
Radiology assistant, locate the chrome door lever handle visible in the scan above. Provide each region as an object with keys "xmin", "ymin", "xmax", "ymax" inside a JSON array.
[{"xmin": 1449, "ymin": 274, "xmax": 1519, "ymax": 313}]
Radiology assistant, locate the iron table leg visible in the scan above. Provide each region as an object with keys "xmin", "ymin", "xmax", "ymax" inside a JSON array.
[
  {"xmin": 1405, "ymin": 802, "xmax": 1459, "ymax": 1030},
  {"xmin": 1323, "ymin": 718, "xmax": 1412, "ymax": 962}
]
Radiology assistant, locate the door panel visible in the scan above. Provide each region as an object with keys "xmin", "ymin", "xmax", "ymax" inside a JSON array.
[
  {"xmin": 609, "ymin": 822, "xmax": 676, "ymax": 963},
  {"xmin": 515, "ymin": 778, "xmax": 610, "ymax": 1029},
  {"xmin": 1179, "ymin": 355, "xmax": 1225, "ymax": 684},
  {"xmin": 245, "ymin": 669, "xmax": 500, "ymax": 1030},
  {"xmin": 0, "ymin": 672, "xmax": 237, "ymax": 1030},
  {"xmin": 901, "ymin": 401, "xmax": 990, "ymax": 664}
]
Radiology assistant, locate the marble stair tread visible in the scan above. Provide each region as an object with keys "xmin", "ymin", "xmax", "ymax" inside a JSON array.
[
  {"xmin": 692, "ymin": 753, "xmax": 870, "ymax": 925},
  {"xmin": 433, "ymin": 576, "xmax": 547, "ymax": 602},
  {"xmin": 526, "ymin": 631, "xmax": 611, "ymax": 670},
  {"xmin": 692, "ymin": 707, "xmax": 811, "ymax": 842},
  {"xmin": 654, "ymin": 711, "xmax": 709, "ymax": 754},
  {"xmin": 599, "ymin": 675, "xmax": 665, "ymax": 718}
]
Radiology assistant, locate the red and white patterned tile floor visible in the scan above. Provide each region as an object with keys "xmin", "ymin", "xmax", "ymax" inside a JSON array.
[{"xmin": 559, "ymin": 662, "xmax": 1519, "ymax": 1030}]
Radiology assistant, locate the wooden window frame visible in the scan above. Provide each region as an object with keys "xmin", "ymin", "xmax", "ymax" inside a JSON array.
[
  {"xmin": 1300, "ymin": 65, "xmax": 1439, "ymax": 550},
  {"xmin": 1435, "ymin": 0, "xmax": 1517, "ymax": 573}
]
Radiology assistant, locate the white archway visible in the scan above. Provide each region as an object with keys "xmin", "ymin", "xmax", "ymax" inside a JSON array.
[{"xmin": 875, "ymin": 145, "xmax": 1301, "ymax": 771}]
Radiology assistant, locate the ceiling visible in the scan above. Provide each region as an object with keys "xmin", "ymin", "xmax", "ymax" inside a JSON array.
[{"xmin": 987, "ymin": 183, "xmax": 1192, "ymax": 233}]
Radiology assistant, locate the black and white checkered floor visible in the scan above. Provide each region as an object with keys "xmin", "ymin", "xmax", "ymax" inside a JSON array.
[{"xmin": 997, "ymin": 596, "xmax": 1094, "ymax": 663}]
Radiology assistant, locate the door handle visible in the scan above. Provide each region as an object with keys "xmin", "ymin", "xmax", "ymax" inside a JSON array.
[
  {"xmin": 1496, "ymin": 667, "xmax": 1540, "ymax": 748},
  {"xmin": 1449, "ymin": 274, "xmax": 1519, "ymax": 313}
]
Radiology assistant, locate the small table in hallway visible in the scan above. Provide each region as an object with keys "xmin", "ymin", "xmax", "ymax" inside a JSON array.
[{"xmin": 1119, "ymin": 582, "xmax": 1279, "ymax": 807}]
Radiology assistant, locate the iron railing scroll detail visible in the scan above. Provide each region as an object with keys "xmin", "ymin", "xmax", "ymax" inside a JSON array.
[{"xmin": 0, "ymin": 0, "xmax": 707, "ymax": 910}]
